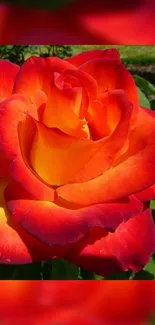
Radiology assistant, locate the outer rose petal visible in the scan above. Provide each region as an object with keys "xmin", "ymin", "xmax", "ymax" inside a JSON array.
[
  {"xmin": 136, "ymin": 185, "xmax": 155, "ymax": 201},
  {"xmin": 0, "ymin": 60, "xmax": 19, "ymax": 101},
  {"xmin": 65, "ymin": 208, "xmax": 155, "ymax": 276},
  {"xmin": 13, "ymin": 56, "xmax": 77, "ymax": 102},
  {"xmin": 0, "ymin": 94, "xmax": 55, "ymax": 201},
  {"xmin": 57, "ymin": 144, "xmax": 155, "ymax": 205},
  {"xmin": 66, "ymin": 48, "xmax": 121, "ymax": 67},
  {"xmin": 0, "ymin": 154, "xmax": 9, "ymax": 178},
  {"xmin": 7, "ymin": 195, "xmax": 143, "ymax": 246},
  {"xmin": 0, "ymin": 179, "xmax": 66, "ymax": 264}
]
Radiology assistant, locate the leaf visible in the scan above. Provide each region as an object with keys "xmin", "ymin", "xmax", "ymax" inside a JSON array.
[
  {"xmin": 143, "ymin": 255, "xmax": 155, "ymax": 278},
  {"xmin": 137, "ymin": 87, "xmax": 151, "ymax": 108},
  {"xmin": 49, "ymin": 258, "xmax": 81, "ymax": 279},
  {"xmin": 93, "ymin": 273, "xmax": 104, "ymax": 280},
  {"xmin": 133, "ymin": 270, "xmax": 154, "ymax": 279},
  {"xmin": 150, "ymin": 200, "xmax": 155, "ymax": 209},
  {"xmin": 105, "ymin": 270, "xmax": 132, "ymax": 280},
  {"xmin": 80, "ymin": 267, "xmax": 95, "ymax": 280},
  {"xmin": 134, "ymin": 75, "xmax": 155, "ymax": 96}
]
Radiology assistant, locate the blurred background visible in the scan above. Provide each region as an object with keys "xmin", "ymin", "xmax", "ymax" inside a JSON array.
[
  {"xmin": 0, "ymin": 0, "xmax": 155, "ymax": 44},
  {"xmin": 1, "ymin": 0, "xmax": 74, "ymax": 9},
  {"xmin": 0, "ymin": 280, "xmax": 155, "ymax": 325}
]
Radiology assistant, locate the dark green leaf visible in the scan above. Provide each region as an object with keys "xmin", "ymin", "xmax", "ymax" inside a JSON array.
[
  {"xmin": 105, "ymin": 270, "xmax": 132, "ymax": 280},
  {"xmin": 134, "ymin": 75, "xmax": 155, "ymax": 95},
  {"xmin": 133, "ymin": 270, "xmax": 154, "ymax": 280},
  {"xmin": 49, "ymin": 258, "xmax": 81, "ymax": 279},
  {"xmin": 137, "ymin": 87, "xmax": 151, "ymax": 108},
  {"xmin": 93, "ymin": 273, "xmax": 104, "ymax": 280},
  {"xmin": 80, "ymin": 267, "xmax": 95, "ymax": 280},
  {"xmin": 143, "ymin": 255, "xmax": 155, "ymax": 278},
  {"xmin": 150, "ymin": 200, "xmax": 155, "ymax": 209}
]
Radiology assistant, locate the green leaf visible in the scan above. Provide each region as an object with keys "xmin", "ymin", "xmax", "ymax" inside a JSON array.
[
  {"xmin": 80, "ymin": 267, "xmax": 95, "ymax": 280},
  {"xmin": 143, "ymin": 255, "xmax": 155, "ymax": 278},
  {"xmin": 49, "ymin": 258, "xmax": 81, "ymax": 279},
  {"xmin": 137, "ymin": 87, "xmax": 151, "ymax": 108},
  {"xmin": 150, "ymin": 200, "xmax": 155, "ymax": 209},
  {"xmin": 105, "ymin": 270, "xmax": 132, "ymax": 280},
  {"xmin": 134, "ymin": 75, "xmax": 155, "ymax": 96},
  {"xmin": 133, "ymin": 270, "xmax": 154, "ymax": 280},
  {"xmin": 93, "ymin": 273, "xmax": 104, "ymax": 280}
]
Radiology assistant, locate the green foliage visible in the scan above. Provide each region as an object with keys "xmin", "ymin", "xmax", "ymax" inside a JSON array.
[
  {"xmin": 3, "ymin": 0, "xmax": 73, "ymax": 10},
  {"xmin": 137, "ymin": 87, "xmax": 151, "ymax": 108},
  {"xmin": 47, "ymin": 259, "xmax": 81, "ymax": 280},
  {"xmin": 0, "ymin": 45, "xmax": 72, "ymax": 65},
  {"xmin": 134, "ymin": 75, "xmax": 155, "ymax": 95},
  {"xmin": 150, "ymin": 201, "xmax": 155, "ymax": 209},
  {"xmin": 134, "ymin": 75, "xmax": 155, "ymax": 109}
]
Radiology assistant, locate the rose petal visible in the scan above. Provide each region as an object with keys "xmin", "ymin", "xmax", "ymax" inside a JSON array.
[
  {"xmin": 66, "ymin": 48, "xmax": 121, "ymax": 67},
  {"xmin": 29, "ymin": 117, "xmax": 103, "ymax": 186},
  {"xmin": 66, "ymin": 208, "xmax": 155, "ymax": 276},
  {"xmin": 0, "ymin": 59, "xmax": 19, "ymax": 102},
  {"xmin": 136, "ymin": 185, "xmax": 155, "ymax": 201},
  {"xmin": 57, "ymin": 107, "xmax": 155, "ymax": 205},
  {"xmin": 31, "ymin": 90, "xmax": 132, "ymax": 186},
  {"xmin": 57, "ymin": 143, "xmax": 155, "ymax": 205},
  {"xmin": 0, "ymin": 94, "xmax": 55, "ymax": 201},
  {"xmin": 13, "ymin": 56, "xmax": 77, "ymax": 102},
  {"xmin": 0, "ymin": 154, "xmax": 9, "ymax": 178},
  {"xmin": 70, "ymin": 90, "xmax": 132, "ymax": 182},
  {"xmin": 0, "ymin": 179, "xmax": 66, "ymax": 264},
  {"xmin": 42, "ymin": 73, "xmax": 88, "ymax": 138},
  {"xmin": 80, "ymin": 58, "xmax": 139, "ymax": 127},
  {"xmin": 7, "ymin": 195, "xmax": 143, "ymax": 246}
]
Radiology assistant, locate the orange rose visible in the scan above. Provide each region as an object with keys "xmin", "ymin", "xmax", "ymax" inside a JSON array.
[
  {"xmin": 0, "ymin": 49, "xmax": 155, "ymax": 276},
  {"xmin": 0, "ymin": 280, "xmax": 155, "ymax": 325}
]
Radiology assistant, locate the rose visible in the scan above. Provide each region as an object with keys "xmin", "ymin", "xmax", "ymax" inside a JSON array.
[
  {"xmin": 0, "ymin": 1, "xmax": 155, "ymax": 44},
  {"xmin": 0, "ymin": 280, "xmax": 155, "ymax": 325},
  {"xmin": 0, "ymin": 48, "xmax": 155, "ymax": 277}
]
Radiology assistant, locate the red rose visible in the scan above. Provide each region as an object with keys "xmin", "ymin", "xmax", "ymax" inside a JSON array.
[{"xmin": 0, "ymin": 49, "xmax": 155, "ymax": 276}]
